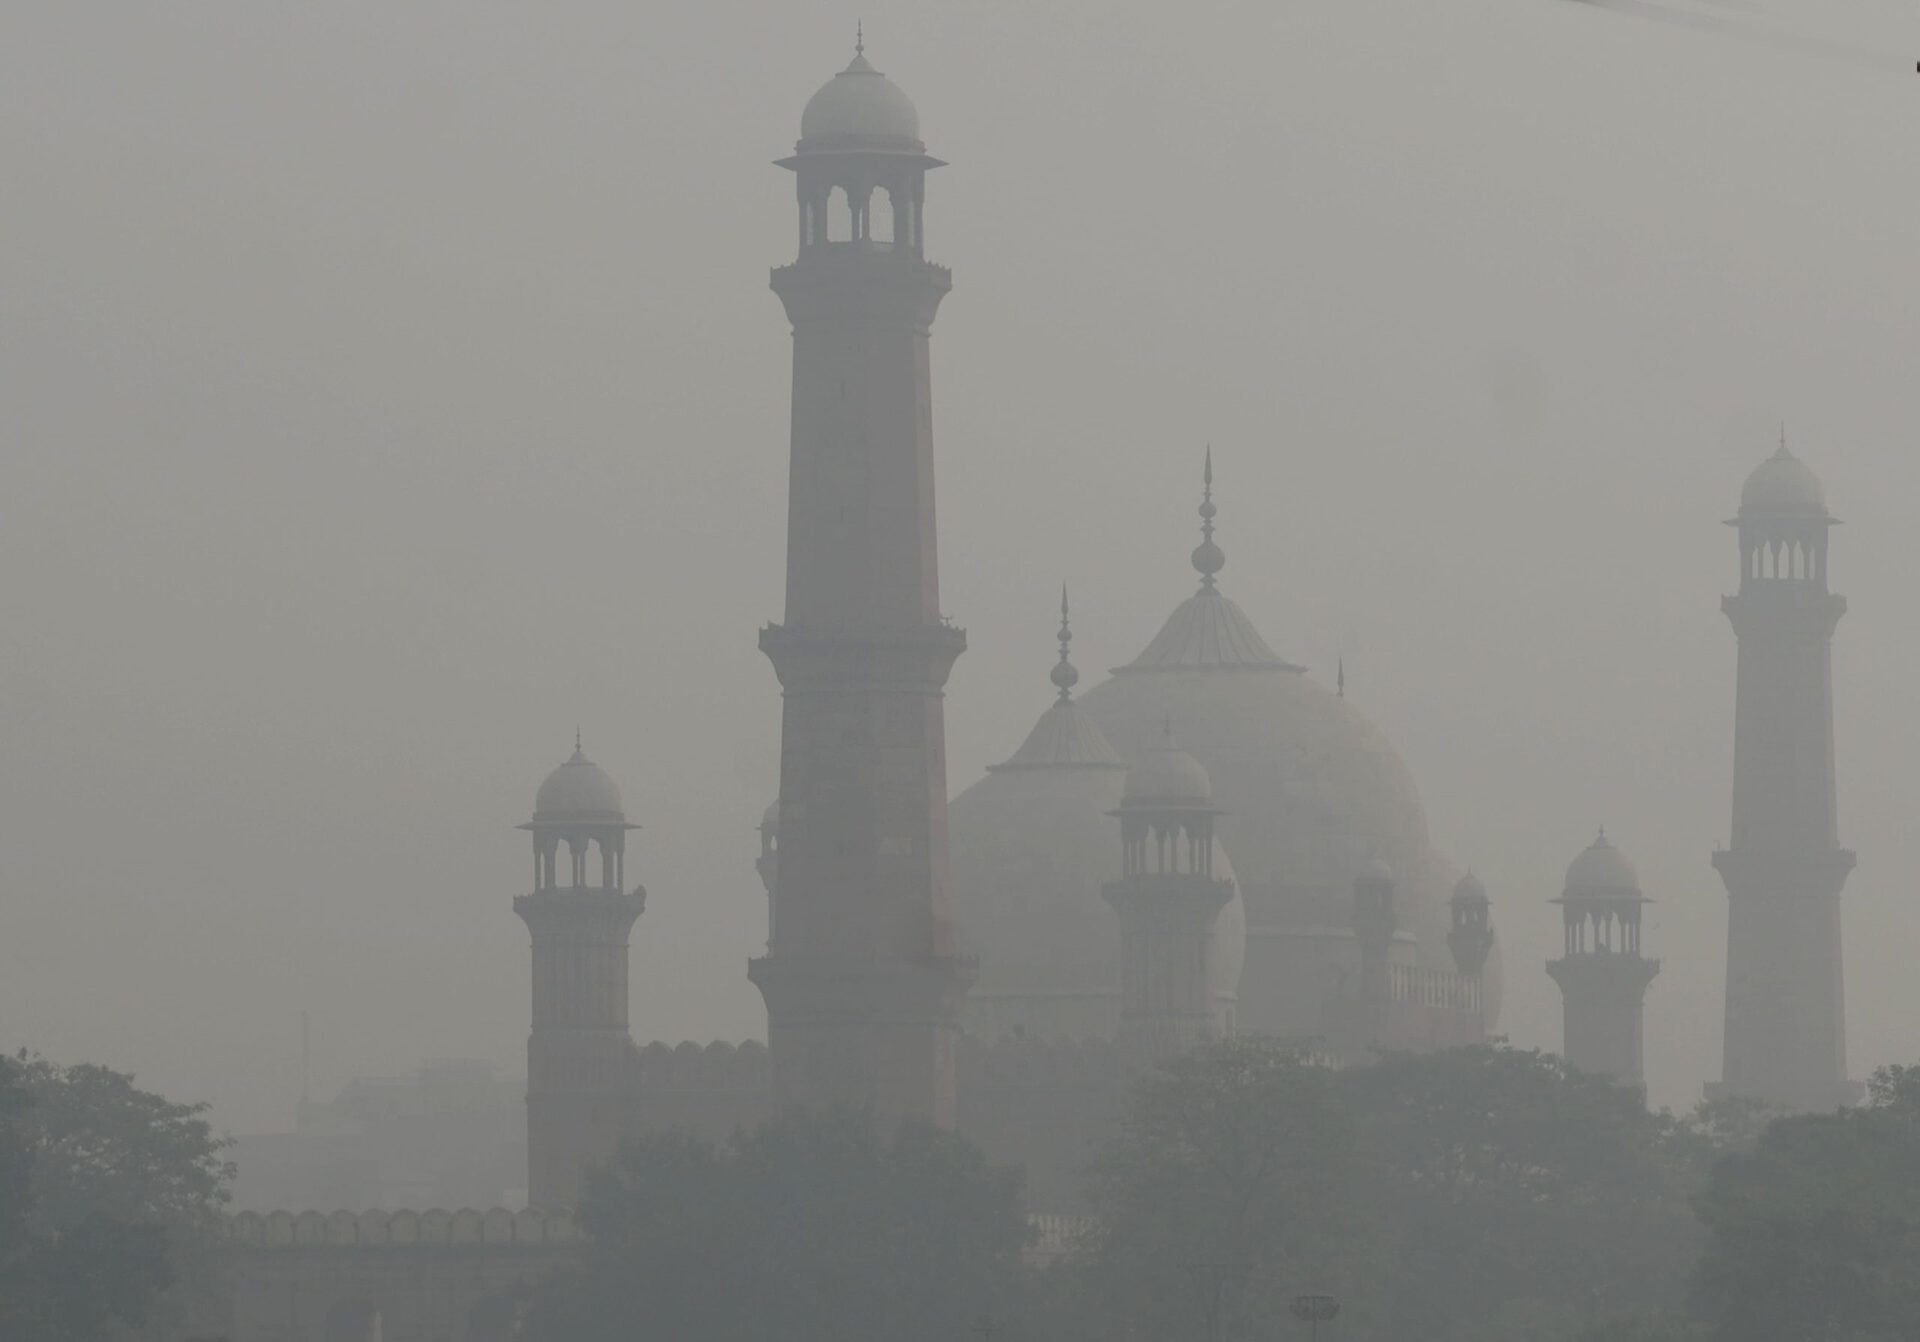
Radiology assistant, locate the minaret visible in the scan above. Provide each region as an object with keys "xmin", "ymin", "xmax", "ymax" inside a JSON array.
[
  {"xmin": 1710, "ymin": 440, "xmax": 1859, "ymax": 1109},
  {"xmin": 1447, "ymin": 872, "xmax": 1496, "ymax": 982},
  {"xmin": 1547, "ymin": 831, "xmax": 1658, "ymax": 1091},
  {"xmin": 749, "ymin": 42, "xmax": 974, "ymax": 1126},
  {"xmin": 515, "ymin": 740, "xmax": 645, "ymax": 1207},
  {"xmin": 1103, "ymin": 729, "xmax": 1235, "ymax": 1061}
]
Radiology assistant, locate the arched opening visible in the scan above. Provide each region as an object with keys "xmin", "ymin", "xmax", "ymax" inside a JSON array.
[
  {"xmin": 324, "ymin": 1297, "xmax": 382, "ymax": 1342},
  {"xmin": 826, "ymin": 186, "xmax": 854, "ymax": 242},
  {"xmin": 870, "ymin": 186, "xmax": 898, "ymax": 245}
]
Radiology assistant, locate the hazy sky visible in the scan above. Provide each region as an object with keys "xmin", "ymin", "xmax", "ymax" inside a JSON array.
[{"xmin": 3, "ymin": 1, "xmax": 1916, "ymax": 1129}]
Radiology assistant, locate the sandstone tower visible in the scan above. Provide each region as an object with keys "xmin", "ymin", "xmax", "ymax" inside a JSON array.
[
  {"xmin": 1103, "ymin": 731, "xmax": 1235, "ymax": 1061},
  {"xmin": 1547, "ymin": 832, "xmax": 1658, "ymax": 1091},
  {"xmin": 748, "ymin": 41, "xmax": 974, "ymax": 1126},
  {"xmin": 1710, "ymin": 442, "xmax": 1860, "ymax": 1110},
  {"xmin": 516, "ymin": 742, "xmax": 645, "ymax": 1206}
]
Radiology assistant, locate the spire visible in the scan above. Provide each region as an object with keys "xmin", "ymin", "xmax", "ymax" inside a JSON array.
[
  {"xmin": 1337, "ymin": 656, "xmax": 1345, "ymax": 698},
  {"xmin": 1191, "ymin": 446, "xmax": 1226, "ymax": 593},
  {"xmin": 1050, "ymin": 584, "xmax": 1080, "ymax": 703}
]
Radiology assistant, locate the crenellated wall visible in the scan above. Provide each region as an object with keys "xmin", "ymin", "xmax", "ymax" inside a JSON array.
[{"xmin": 223, "ymin": 1207, "xmax": 578, "ymax": 1342}]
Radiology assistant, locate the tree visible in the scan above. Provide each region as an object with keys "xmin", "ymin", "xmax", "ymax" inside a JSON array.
[
  {"xmin": 1075, "ymin": 1039, "xmax": 1362, "ymax": 1342},
  {"xmin": 1075, "ymin": 1043, "xmax": 1703, "ymax": 1342},
  {"xmin": 0, "ymin": 1052, "xmax": 234, "ymax": 1341},
  {"xmin": 1692, "ymin": 1063, "xmax": 1920, "ymax": 1342},
  {"xmin": 521, "ymin": 1109, "xmax": 1033, "ymax": 1342},
  {"xmin": 1341, "ymin": 1048, "xmax": 1701, "ymax": 1342}
]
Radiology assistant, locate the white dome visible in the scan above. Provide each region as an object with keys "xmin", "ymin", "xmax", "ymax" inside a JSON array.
[
  {"xmin": 1740, "ymin": 445, "xmax": 1827, "ymax": 516},
  {"xmin": 1356, "ymin": 857, "xmax": 1395, "ymax": 888},
  {"xmin": 950, "ymin": 699, "xmax": 1243, "ymax": 1042},
  {"xmin": 1564, "ymin": 832, "xmax": 1640, "ymax": 898},
  {"xmin": 1079, "ymin": 594, "xmax": 1499, "ymax": 1034},
  {"xmin": 1123, "ymin": 739, "xmax": 1214, "ymax": 807},
  {"xmin": 799, "ymin": 51, "xmax": 922, "ymax": 148},
  {"xmin": 533, "ymin": 748, "xmax": 625, "ymax": 824}
]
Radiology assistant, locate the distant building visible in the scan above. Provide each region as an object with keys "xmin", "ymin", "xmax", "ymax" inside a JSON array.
[{"xmin": 231, "ymin": 1059, "xmax": 524, "ymax": 1213}]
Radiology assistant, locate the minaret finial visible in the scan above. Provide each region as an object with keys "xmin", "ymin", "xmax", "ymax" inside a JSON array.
[
  {"xmin": 855, "ymin": 19, "xmax": 864, "ymax": 55},
  {"xmin": 1337, "ymin": 656, "xmax": 1346, "ymax": 698},
  {"xmin": 1191, "ymin": 445, "xmax": 1226, "ymax": 593},
  {"xmin": 1050, "ymin": 584, "xmax": 1080, "ymax": 703},
  {"xmin": 575, "ymin": 725, "xmax": 582, "ymax": 753}
]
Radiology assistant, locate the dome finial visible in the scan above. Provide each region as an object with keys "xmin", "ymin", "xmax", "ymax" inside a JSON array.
[
  {"xmin": 1191, "ymin": 445, "xmax": 1226, "ymax": 592},
  {"xmin": 855, "ymin": 19, "xmax": 864, "ymax": 56},
  {"xmin": 575, "ymin": 725, "xmax": 582, "ymax": 753},
  {"xmin": 1050, "ymin": 583, "xmax": 1080, "ymax": 703}
]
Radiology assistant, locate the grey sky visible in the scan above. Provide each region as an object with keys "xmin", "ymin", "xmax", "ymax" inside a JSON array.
[{"xmin": 2, "ymin": 1, "xmax": 1915, "ymax": 1128}]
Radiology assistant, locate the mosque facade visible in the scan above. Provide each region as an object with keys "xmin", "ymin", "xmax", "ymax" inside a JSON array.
[{"xmin": 219, "ymin": 43, "xmax": 1862, "ymax": 1342}]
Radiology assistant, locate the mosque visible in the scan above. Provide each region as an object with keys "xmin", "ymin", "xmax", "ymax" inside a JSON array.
[{"xmin": 220, "ymin": 42, "xmax": 1858, "ymax": 1342}]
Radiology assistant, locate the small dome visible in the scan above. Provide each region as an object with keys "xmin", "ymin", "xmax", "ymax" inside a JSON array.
[
  {"xmin": 799, "ymin": 49, "xmax": 922, "ymax": 148},
  {"xmin": 1740, "ymin": 444, "xmax": 1827, "ymax": 517},
  {"xmin": 1564, "ymin": 831, "xmax": 1640, "ymax": 898},
  {"xmin": 1356, "ymin": 857, "xmax": 1395, "ymax": 888},
  {"xmin": 1124, "ymin": 737, "xmax": 1213, "ymax": 807},
  {"xmin": 759, "ymin": 800, "xmax": 780, "ymax": 833},
  {"xmin": 1452, "ymin": 871, "xmax": 1489, "ymax": 904},
  {"xmin": 534, "ymin": 747, "xmax": 625, "ymax": 824}
]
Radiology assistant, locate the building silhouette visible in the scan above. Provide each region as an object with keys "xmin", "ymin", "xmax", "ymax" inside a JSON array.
[
  {"xmin": 1548, "ymin": 832, "xmax": 1659, "ymax": 1092},
  {"xmin": 1710, "ymin": 442, "xmax": 1861, "ymax": 1110},
  {"xmin": 746, "ymin": 40, "xmax": 976, "ymax": 1129}
]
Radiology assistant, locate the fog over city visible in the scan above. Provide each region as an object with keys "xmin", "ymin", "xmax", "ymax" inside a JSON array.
[{"xmin": 7, "ymin": 0, "xmax": 1920, "ymax": 1140}]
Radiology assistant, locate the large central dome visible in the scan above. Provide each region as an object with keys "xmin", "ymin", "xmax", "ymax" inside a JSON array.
[
  {"xmin": 950, "ymin": 457, "xmax": 1499, "ymax": 1041},
  {"xmin": 950, "ymin": 593, "xmax": 1244, "ymax": 1041},
  {"xmin": 1077, "ymin": 460, "xmax": 1498, "ymax": 1034}
]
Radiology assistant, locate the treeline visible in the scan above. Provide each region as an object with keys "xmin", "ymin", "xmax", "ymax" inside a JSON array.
[
  {"xmin": 0, "ymin": 1051, "xmax": 233, "ymax": 1341},
  {"xmin": 529, "ymin": 1042, "xmax": 1920, "ymax": 1342},
  {"xmin": 6, "ymin": 1041, "xmax": 1916, "ymax": 1341}
]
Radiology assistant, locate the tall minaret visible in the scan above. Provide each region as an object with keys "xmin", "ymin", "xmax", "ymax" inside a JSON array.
[
  {"xmin": 1547, "ymin": 832, "xmax": 1658, "ymax": 1092},
  {"xmin": 749, "ymin": 41, "xmax": 974, "ymax": 1126},
  {"xmin": 1710, "ymin": 441, "xmax": 1860, "ymax": 1110},
  {"xmin": 515, "ymin": 740, "xmax": 645, "ymax": 1207},
  {"xmin": 1103, "ymin": 730, "xmax": 1234, "ymax": 1061}
]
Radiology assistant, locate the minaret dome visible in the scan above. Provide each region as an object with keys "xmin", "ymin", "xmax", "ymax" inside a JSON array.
[{"xmin": 798, "ymin": 45, "xmax": 923, "ymax": 151}]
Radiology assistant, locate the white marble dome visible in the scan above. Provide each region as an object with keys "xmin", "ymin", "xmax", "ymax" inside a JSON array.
[
  {"xmin": 799, "ymin": 49, "xmax": 922, "ymax": 148},
  {"xmin": 949, "ymin": 675, "xmax": 1244, "ymax": 1042},
  {"xmin": 1076, "ymin": 472, "xmax": 1499, "ymax": 1036},
  {"xmin": 1123, "ymin": 737, "xmax": 1214, "ymax": 808},
  {"xmin": 1740, "ymin": 444, "xmax": 1827, "ymax": 516},
  {"xmin": 1563, "ymin": 831, "xmax": 1640, "ymax": 898},
  {"xmin": 533, "ymin": 747, "xmax": 625, "ymax": 825}
]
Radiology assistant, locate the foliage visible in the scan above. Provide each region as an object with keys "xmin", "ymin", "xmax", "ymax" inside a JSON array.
[
  {"xmin": 1076, "ymin": 1038, "xmax": 1360, "ymax": 1342},
  {"xmin": 0, "ymin": 1052, "xmax": 234, "ymax": 1342},
  {"xmin": 1691, "ymin": 1063, "xmax": 1920, "ymax": 1342},
  {"xmin": 1343, "ymin": 1048, "xmax": 1701, "ymax": 1342},
  {"xmin": 1073, "ymin": 1043, "xmax": 1703, "ymax": 1342},
  {"xmin": 521, "ymin": 1108, "xmax": 1032, "ymax": 1342},
  {"xmin": 10, "ymin": 1052, "xmax": 234, "ymax": 1238}
]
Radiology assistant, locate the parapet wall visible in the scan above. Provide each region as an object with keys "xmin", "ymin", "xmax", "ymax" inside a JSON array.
[{"xmin": 227, "ymin": 1206, "xmax": 577, "ymax": 1250}]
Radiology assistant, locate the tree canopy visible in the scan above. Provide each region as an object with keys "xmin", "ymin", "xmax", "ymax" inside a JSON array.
[
  {"xmin": 1691, "ymin": 1064, "xmax": 1920, "ymax": 1342},
  {"xmin": 0, "ymin": 1052, "xmax": 233, "ymax": 1342},
  {"xmin": 1072, "ymin": 1041, "xmax": 1706, "ymax": 1342},
  {"xmin": 522, "ymin": 1108, "xmax": 1033, "ymax": 1342}
]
